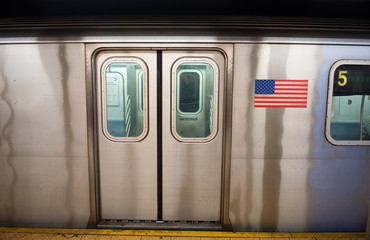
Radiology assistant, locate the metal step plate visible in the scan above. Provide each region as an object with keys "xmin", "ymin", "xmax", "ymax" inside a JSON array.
[{"xmin": 98, "ymin": 219, "xmax": 222, "ymax": 230}]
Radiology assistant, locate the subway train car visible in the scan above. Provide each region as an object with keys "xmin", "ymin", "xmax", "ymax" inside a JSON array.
[{"xmin": 0, "ymin": 17, "xmax": 370, "ymax": 233}]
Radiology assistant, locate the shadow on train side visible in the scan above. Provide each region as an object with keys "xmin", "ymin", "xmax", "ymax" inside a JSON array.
[
  {"xmin": 0, "ymin": 47, "xmax": 16, "ymax": 227},
  {"xmin": 38, "ymin": 43, "xmax": 75, "ymax": 228}
]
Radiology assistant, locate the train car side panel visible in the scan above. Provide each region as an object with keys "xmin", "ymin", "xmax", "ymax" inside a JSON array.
[
  {"xmin": 0, "ymin": 43, "xmax": 90, "ymax": 228},
  {"xmin": 230, "ymin": 43, "xmax": 370, "ymax": 232}
]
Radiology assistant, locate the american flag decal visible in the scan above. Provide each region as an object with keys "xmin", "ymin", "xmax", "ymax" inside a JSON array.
[{"xmin": 254, "ymin": 79, "xmax": 308, "ymax": 108}]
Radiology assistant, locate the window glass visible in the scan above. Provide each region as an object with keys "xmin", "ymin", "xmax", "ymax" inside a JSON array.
[
  {"xmin": 328, "ymin": 62, "xmax": 370, "ymax": 143},
  {"xmin": 173, "ymin": 61, "xmax": 218, "ymax": 141},
  {"xmin": 138, "ymin": 71, "xmax": 143, "ymax": 112},
  {"xmin": 178, "ymin": 70, "xmax": 201, "ymax": 113},
  {"xmin": 104, "ymin": 61, "xmax": 146, "ymax": 140}
]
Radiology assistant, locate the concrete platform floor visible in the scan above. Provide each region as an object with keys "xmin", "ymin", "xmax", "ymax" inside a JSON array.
[{"xmin": 0, "ymin": 228, "xmax": 366, "ymax": 240}]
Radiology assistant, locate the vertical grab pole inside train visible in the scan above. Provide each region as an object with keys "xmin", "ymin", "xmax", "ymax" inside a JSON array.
[{"xmin": 360, "ymin": 95, "xmax": 365, "ymax": 140}]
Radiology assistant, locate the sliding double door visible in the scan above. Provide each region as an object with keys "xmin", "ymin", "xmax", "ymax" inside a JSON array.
[{"xmin": 94, "ymin": 48, "xmax": 225, "ymax": 226}]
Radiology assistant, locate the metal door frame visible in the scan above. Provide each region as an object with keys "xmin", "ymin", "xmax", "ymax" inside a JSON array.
[{"xmin": 85, "ymin": 43, "xmax": 234, "ymax": 230}]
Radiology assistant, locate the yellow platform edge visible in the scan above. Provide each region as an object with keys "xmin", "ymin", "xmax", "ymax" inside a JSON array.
[{"xmin": 0, "ymin": 227, "xmax": 366, "ymax": 238}]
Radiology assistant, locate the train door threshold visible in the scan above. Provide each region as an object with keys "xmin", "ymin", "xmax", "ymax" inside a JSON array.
[{"xmin": 97, "ymin": 219, "xmax": 222, "ymax": 230}]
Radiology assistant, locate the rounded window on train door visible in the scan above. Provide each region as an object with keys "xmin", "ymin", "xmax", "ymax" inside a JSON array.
[
  {"xmin": 101, "ymin": 58, "xmax": 148, "ymax": 142},
  {"xmin": 171, "ymin": 58, "xmax": 219, "ymax": 142}
]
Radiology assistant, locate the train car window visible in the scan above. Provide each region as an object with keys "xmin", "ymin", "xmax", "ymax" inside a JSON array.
[
  {"xmin": 172, "ymin": 59, "xmax": 219, "ymax": 142},
  {"xmin": 177, "ymin": 69, "xmax": 202, "ymax": 114},
  {"xmin": 102, "ymin": 59, "xmax": 148, "ymax": 141},
  {"xmin": 326, "ymin": 60, "xmax": 370, "ymax": 145}
]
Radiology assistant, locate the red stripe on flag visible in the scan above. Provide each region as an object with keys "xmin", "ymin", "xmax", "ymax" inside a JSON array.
[
  {"xmin": 275, "ymin": 88, "xmax": 308, "ymax": 91},
  {"xmin": 275, "ymin": 83, "xmax": 308, "ymax": 87},
  {"xmin": 254, "ymin": 96, "xmax": 307, "ymax": 99},
  {"xmin": 274, "ymin": 92, "xmax": 308, "ymax": 95},
  {"xmin": 275, "ymin": 79, "xmax": 309, "ymax": 82},
  {"xmin": 254, "ymin": 105, "xmax": 307, "ymax": 108},
  {"xmin": 254, "ymin": 101, "xmax": 307, "ymax": 104}
]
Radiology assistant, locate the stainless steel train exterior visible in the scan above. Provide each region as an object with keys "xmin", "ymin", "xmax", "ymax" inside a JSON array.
[{"xmin": 0, "ymin": 18, "xmax": 370, "ymax": 232}]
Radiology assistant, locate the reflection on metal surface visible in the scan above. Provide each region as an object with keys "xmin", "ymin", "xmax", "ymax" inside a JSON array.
[
  {"xmin": 310, "ymin": 45, "xmax": 370, "ymax": 232},
  {"xmin": 0, "ymin": 38, "xmax": 369, "ymax": 231},
  {"xmin": 260, "ymin": 109, "xmax": 283, "ymax": 232},
  {"xmin": 95, "ymin": 50, "xmax": 158, "ymax": 221},
  {"xmin": 229, "ymin": 44, "xmax": 259, "ymax": 231},
  {"xmin": 39, "ymin": 44, "xmax": 75, "ymax": 227},
  {"xmin": 162, "ymin": 50, "xmax": 225, "ymax": 222},
  {"xmin": 0, "ymin": 44, "xmax": 89, "ymax": 228},
  {"xmin": 95, "ymin": 49, "xmax": 226, "ymax": 223},
  {"xmin": 0, "ymin": 48, "xmax": 16, "ymax": 226},
  {"xmin": 285, "ymin": 45, "xmax": 320, "ymax": 232},
  {"xmin": 59, "ymin": 44, "xmax": 74, "ymax": 227},
  {"xmin": 259, "ymin": 46, "xmax": 287, "ymax": 232},
  {"xmin": 229, "ymin": 44, "xmax": 370, "ymax": 232}
]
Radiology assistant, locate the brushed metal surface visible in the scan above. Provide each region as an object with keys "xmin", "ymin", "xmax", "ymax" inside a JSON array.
[
  {"xmin": 91, "ymin": 45, "xmax": 232, "ymax": 224},
  {"xmin": 94, "ymin": 50, "xmax": 158, "ymax": 220},
  {"xmin": 0, "ymin": 44, "xmax": 89, "ymax": 227},
  {"xmin": 230, "ymin": 43, "xmax": 370, "ymax": 232},
  {"xmin": 162, "ymin": 50, "xmax": 226, "ymax": 221},
  {"xmin": 0, "ymin": 36, "xmax": 369, "ymax": 232}
]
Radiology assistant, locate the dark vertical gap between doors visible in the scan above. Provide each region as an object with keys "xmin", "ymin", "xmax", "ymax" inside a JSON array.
[{"xmin": 156, "ymin": 50, "xmax": 163, "ymax": 221}]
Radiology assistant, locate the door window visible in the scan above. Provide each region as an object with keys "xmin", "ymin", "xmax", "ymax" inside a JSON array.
[
  {"xmin": 172, "ymin": 59, "xmax": 219, "ymax": 142},
  {"xmin": 102, "ymin": 58, "xmax": 148, "ymax": 141}
]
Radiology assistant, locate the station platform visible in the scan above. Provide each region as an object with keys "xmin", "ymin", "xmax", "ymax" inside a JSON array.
[{"xmin": 0, "ymin": 228, "xmax": 366, "ymax": 240}]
